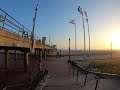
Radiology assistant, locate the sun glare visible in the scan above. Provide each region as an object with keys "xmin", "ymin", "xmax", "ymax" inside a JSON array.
[{"xmin": 111, "ymin": 32, "xmax": 120, "ymax": 49}]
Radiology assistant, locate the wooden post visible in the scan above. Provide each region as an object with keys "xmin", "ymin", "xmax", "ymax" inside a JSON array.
[
  {"xmin": 40, "ymin": 51, "xmax": 42, "ymax": 62},
  {"xmin": 40, "ymin": 51, "xmax": 42, "ymax": 71},
  {"xmin": 5, "ymin": 49, "xmax": 9, "ymax": 69},
  {"xmin": 38, "ymin": 50, "xmax": 40, "ymax": 62},
  {"xmin": 14, "ymin": 50, "xmax": 17, "ymax": 61},
  {"xmin": 48, "ymin": 49, "xmax": 50, "ymax": 55},
  {"xmin": 44, "ymin": 50, "xmax": 46, "ymax": 58},
  {"xmin": 35, "ymin": 49, "xmax": 37, "ymax": 58},
  {"xmin": 46, "ymin": 49, "xmax": 48, "ymax": 56},
  {"xmin": 42, "ymin": 49, "xmax": 45, "ymax": 58},
  {"xmin": 24, "ymin": 52, "xmax": 28, "ymax": 72}
]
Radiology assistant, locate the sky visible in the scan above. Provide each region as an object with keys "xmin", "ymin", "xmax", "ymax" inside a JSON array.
[{"xmin": 0, "ymin": 0, "xmax": 120, "ymax": 50}]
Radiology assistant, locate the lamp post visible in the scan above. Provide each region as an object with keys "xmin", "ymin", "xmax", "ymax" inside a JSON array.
[
  {"xmin": 111, "ymin": 42, "xmax": 112, "ymax": 59},
  {"xmin": 68, "ymin": 38, "xmax": 71, "ymax": 62},
  {"xmin": 70, "ymin": 19, "xmax": 76, "ymax": 54},
  {"xmin": 78, "ymin": 6, "xmax": 86, "ymax": 61},
  {"xmin": 31, "ymin": 4, "xmax": 38, "ymax": 52}
]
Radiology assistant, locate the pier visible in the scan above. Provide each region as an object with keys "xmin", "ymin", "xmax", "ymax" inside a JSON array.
[{"xmin": 0, "ymin": 7, "xmax": 56, "ymax": 90}]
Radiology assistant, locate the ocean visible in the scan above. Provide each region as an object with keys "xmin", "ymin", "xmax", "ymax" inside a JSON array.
[{"xmin": 58, "ymin": 50, "xmax": 120, "ymax": 60}]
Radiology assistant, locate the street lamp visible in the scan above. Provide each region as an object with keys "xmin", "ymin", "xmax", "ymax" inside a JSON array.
[
  {"xmin": 69, "ymin": 19, "xmax": 76, "ymax": 54},
  {"xmin": 111, "ymin": 42, "xmax": 112, "ymax": 59},
  {"xmin": 31, "ymin": 4, "xmax": 39, "ymax": 52},
  {"xmin": 78, "ymin": 6, "xmax": 86, "ymax": 61},
  {"xmin": 68, "ymin": 38, "xmax": 71, "ymax": 62}
]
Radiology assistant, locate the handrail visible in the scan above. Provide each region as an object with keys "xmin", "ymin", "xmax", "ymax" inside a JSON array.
[
  {"xmin": 2, "ymin": 83, "xmax": 27, "ymax": 90},
  {"xmin": 30, "ymin": 69, "xmax": 39, "ymax": 82},
  {"xmin": 2, "ymin": 65, "xmax": 47, "ymax": 90},
  {"xmin": 0, "ymin": 7, "xmax": 41, "ymax": 41}
]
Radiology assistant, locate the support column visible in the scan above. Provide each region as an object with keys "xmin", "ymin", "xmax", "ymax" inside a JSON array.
[
  {"xmin": 48, "ymin": 49, "xmax": 49, "ymax": 56},
  {"xmin": 14, "ymin": 50, "xmax": 17, "ymax": 61},
  {"xmin": 44, "ymin": 50, "xmax": 46, "ymax": 58},
  {"xmin": 38, "ymin": 50, "xmax": 42, "ymax": 71},
  {"xmin": 35, "ymin": 49, "xmax": 37, "ymax": 58},
  {"xmin": 46, "ymin": 49, "xmax": 48, "ymax": 56},
  {"xmin": 40, "ymin": 51, "xmax": 42, "ymax": 62},
  {"xmin": 24, "ymin": 52, "xmax": 28, "ymax": 72},
  {"xmin": 42, "ymin": 49, "xmax": 44, "ymax": 58},
  {"xmin": 5, "ymin": 49, "xmax": 9, "ymax": 69}
]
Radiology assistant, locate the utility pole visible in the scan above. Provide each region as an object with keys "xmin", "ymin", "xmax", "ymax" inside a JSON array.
[{"xmin": 31, "ymin": 4, "xmax": 38, "ymax": 52}]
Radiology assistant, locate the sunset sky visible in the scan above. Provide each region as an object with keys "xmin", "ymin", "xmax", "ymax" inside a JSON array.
[{"xmin": 0, "ymin": 0, "xmax": 120, "ymax": 50}]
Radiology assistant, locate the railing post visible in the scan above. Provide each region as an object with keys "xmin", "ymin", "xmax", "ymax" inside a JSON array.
[
  {"xmin": 76, "ymin": 69, "xmax": 79, "ymax": 82},
  {"xmin": 84, "ymin": 72, "xmax": 88, "ymax": 86},
  {"xmin": 95, "ymin": 78, "xmax": 99, "ymax": 90}
]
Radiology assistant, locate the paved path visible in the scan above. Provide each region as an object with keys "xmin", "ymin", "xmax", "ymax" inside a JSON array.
[{"xmin": 35, "ymin": 57, "xmax": 120, "ymax": 90}]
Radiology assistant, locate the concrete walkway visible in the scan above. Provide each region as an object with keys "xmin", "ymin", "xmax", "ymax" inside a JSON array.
[{"xmin": 35, "ymin": 57, "xmax": 120, "ymax": 90}]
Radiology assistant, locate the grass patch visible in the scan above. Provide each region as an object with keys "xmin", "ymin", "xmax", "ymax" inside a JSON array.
[{"xmin": 87, "ymin": 58, "xmax": 120, "ymax": 75}]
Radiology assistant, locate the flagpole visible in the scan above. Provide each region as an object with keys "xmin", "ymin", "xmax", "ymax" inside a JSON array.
[
  {"xmin": 69, "ymin": 19, "xmax": 77, "ymax": 55},
  {"xmin": 31, "ymin": 4, "xmax": 38, "ymax": 52},
  {"xmin": 74, "ymin": 20, "xmax": 77, "ymax": 54},
  {"xmin": 78, "ymin": 6, "xmax": 86, "ymax": 62},
  {"xmin": 86, "ymin": 18, "xmax": 90, "ymax": 60},
  {"xmin": 84, "ymin": 11, "xmax": 91, "ymax": 60},
  {"xmin": 49, "ymin": 35, "xmax": 50, "ymax": 47},
  {"xmin": 82, "ymin": 14, "xmax": 86, "ymax": 61}
]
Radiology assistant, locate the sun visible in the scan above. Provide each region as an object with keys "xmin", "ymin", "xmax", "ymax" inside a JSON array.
[{"xmin": 111, "ymin": 32, "xmax": 120, "ymax": 49}]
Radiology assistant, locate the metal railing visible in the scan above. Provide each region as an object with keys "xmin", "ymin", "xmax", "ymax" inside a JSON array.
[
  {"xmin": 1, "ymin": 64, "xmax": 48, "ymax": 90},
  {"xmin": 0, "ymin": 8, "xmax": 41, "ymax": 41}
]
